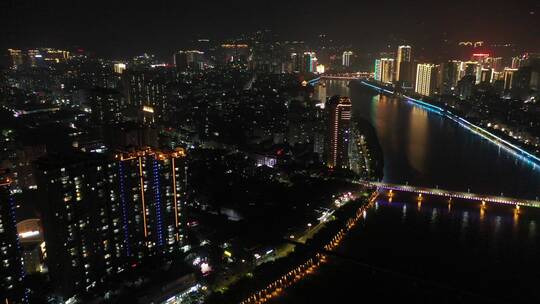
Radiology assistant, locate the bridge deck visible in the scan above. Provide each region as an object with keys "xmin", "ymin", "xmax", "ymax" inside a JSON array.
[{"xmin": 359, "ymin": 181, "xmax": 540, "ymax": 208}]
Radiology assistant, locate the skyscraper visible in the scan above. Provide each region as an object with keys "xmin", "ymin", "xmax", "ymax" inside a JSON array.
[
  {"xmin": 396, "ymin": 45, "xmax": 412, "ymax": 86},
  {"xmin": 124, "ymin": 69, "xmax": 170, "ymax": 124},
  {"xmin": 457, "ymin": 75, "xmax": 476, "ymax": 100},
  {"xmin": 374, "ymin": 59, "xmax": 382, "ymax": 81},
  {"xmin": 459, "ymin": 61, "xmax": 478, "ymax": 80},
  {"xmin": 342, "ymin": 51, "xmax": 353, "ymax": 67},
  {"xmin": 478, "ymin": 68, "xmax": 493, "ymax": 84},
  {"xmin": 512, "ymin": 66, "xmax": 540, "ymax": 93},
  {"xmin": 113, "ymin": 63, "xmax": 127, "ymax": 74},
  {"xmin": 503, "ymin": 68, "xmax": 518, "ymax": 90},
  {"xmin": 173, "ymin": 51, "xmax": 188, "ymax": 71},
  {"xmin": 26, "ymin": 50, "xmax": 41, "ymax": 67},
  {"xmin": 511, "ymin": 56, "xmax": 525, "ymax": 69},
  {"xmin": 34, "ymin": 148, "xmax": 187, "ymax": 300},
  {"xmin": 35, "ymin": 153, "xmax": 124, "ymax": 299},
  {"xmin": 0, "ymin": 177, "xmax": 27, "ymax": 304},
  {"xmin": 174, "ymin": 50, "xmax": 205, "ymax": 72},
  {"xmin": 114, "ymin": 148, "xmax": 187, "ymax": 253},
  {"xmin": 186, "ymin": 50, "xmax": 205, "ymax": 70},
  {"xmin": 440, "ymin": 60, "xmax": 461, "ymax": 94},
  {"xmin": 486, "ymin": 57, "xmax": 503, "ymax": 72},
  {"xmin": 88, "ymin": 87, "xmax": 125, "ymax": 124},
  {"xmin": 374, "ymin": 58, "xmax": 395, "ymax": 84},
  {"xmin": 7, "ymin": 49, "xmax": 23, "ymax": 69},
  {"xmin": 303, "ymin": 52, "xmax": 317, "ymax": 73},
  {"xmin": 291, "ymin": 53, "xmax": 301, "ymax": 72},
  {"xmin": 415, "ymin": 64, "xmax": 439, "ymax": 97},
  {"xmin": 325, "ymin": 96, "xmax": 352, "ymax": 169},
  {"xmin": 221, "ymin": 44, "xmax": 249, "ymax": 63}
]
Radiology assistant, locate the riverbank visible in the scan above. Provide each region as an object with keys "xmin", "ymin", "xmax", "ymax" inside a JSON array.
[
  {"xmin": 205, "ymin": 191, "xmax": 377, "ymax": 304},
  {"xmin": 272, "ymin": 192, "xmax": 540, "ymax": 303},
  {"xmin": 359, "ymin": 80, "xmax": 540, "ymax": 166}
]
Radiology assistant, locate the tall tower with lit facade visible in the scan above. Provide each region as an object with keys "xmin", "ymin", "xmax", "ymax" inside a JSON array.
[
  {"xmin": 325, "ymin": 96, "xmax": 352, "ymax": 169},
  {"xmin": 374, "ymin": 58, "xmax": 395, "ymax": 84},
  {"xmin": 0, "ymin": 177, "xmax": 27, "ymax": 304},
  {"xmin": 7, "ymin": 49, "xmax": 23, "ymax": 69},
  {"xmin": 303, "ymin": 52, "xmax": 317, "ymax": 73},
  {"xmin": 342, "ymin": 51, "xmax": 353, "ymax": 67},
  {"xmin": 396, "ymin": 45, "xmax": 412, "ymax": 86},
  {"xmin": 503, "ymin": 68, "xmax": 518, "ymax": 90},
  {"xmin": 115, "ymin": 148, "xmax": 187, "ymax": 256},
  {"xmin": 124, "ymin": 69, "xmax": 169, "ymax": 124},
  {"xmin": 440, "ymin": 60, "xmax": 462, "ymax": 94},
  {"xmin": 291, "ymin": 53, "xmax": 301, "ymax": 72},
  {"xmin": 35, "ymin": 148, "xmax": 186, "ymax": 300},
  {"xmin": 415, "ymin": 64, "xmax": 439, "ymax": 96}
]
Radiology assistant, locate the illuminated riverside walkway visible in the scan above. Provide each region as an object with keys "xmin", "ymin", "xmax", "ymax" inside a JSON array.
[
  {"xmin": 358, "ymin": 181, "xmax": 540, "ymax": 209},
  {"xmin": 238, "ymin": 194, "xmax": 377, "ymax": 304},
  {"xmin": 359, "ymin": 80, "xmax": 540, "ymax": 167},
  {"xmin": 237, "ymin": 181, "xmax": 538, "ymax": 304}
]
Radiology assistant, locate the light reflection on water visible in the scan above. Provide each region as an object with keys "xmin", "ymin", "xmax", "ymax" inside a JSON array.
[
  {"xmin": 301, "ymin": 79, "xmax": 540, "ymax": 302},
  {"xmin": 315, "ymin": 79, "xmax": 540, "ymax": 199},
  {"xmin": 369, "ymin": 197, "xmax": 539, "ymax": 257}
]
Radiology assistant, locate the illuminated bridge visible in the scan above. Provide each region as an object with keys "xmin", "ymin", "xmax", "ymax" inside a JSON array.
[
  {"xmin": 320, "ymin": 72, "xmax": 373, "ymax": 80},
  {"xmin": 358, "ymin": 181, "xmax": 540, "ymax": 209},
  {"xmin": 306, "ymin": 73, "xmax": 373, "ymax": 86}
]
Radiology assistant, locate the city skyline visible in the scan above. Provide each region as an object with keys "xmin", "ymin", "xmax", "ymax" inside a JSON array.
[
  {"xmin": 1, "ymin": 0, "xmax": 539, "ymax": 58},
  {"xmin": 2, "ymin": 2, "xmax": 540, "ymax": 303}
]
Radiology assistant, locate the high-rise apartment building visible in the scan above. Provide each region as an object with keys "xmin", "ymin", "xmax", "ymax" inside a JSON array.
[
  {"xmin": 503, "ymin": 68, "xmax": 518, "ymax": 90},
  {"xmin": 113, "ymin": 63, "xmax": 127, "ymax": 74},
  {"xmin": 291, "ymin": 53, "xmax": 302, "ymax": 72},
  {"xmin": 7, "ymin": 49, "xmax": 23, "ymax": 69},
  {"xmin": 511, "ymin": 56, "xmax": 524, "ymax": 69},
  {"xmin": 374, "ymin": 58, "xmax": 395, "ymax": 84},
  {"xmin": 124, "ymin": 69, "xmax": 170, "ymax": 124},
  {"xmin": 486, "ymin": 57, "xmax": 503, "ymax": 72},
  {"xmin": 325, "ymin": 96, "xmax": 352, "ymax": 169},
  {"xmin": 88, "ymin": 87, "xmax": 125, "ymax": 124},
  {"xmin": 34, "ymin": 148, "xmax": 186, "ymax": 300},
  {"xmin": 440, "ymin": 61, "xmax": 461, "ymax": 94},
  {"xmin": 220, "ymin": 44, "xmax": 249, "ymax": 63},
  {"xmin": 26, "ymin": 50, "xmax": 41, "ymax": 67},
  {"xmin": 396, "ymin": 46, "xmax": 412, "ymax": 86},
  {"xmin": 303, "ymin": 52, "xmax": 317, "ymax": 73},
  {"xmin": 415, "ymin": 64, "xmax": 439, "ymax": 97},
  {"xmin": 174, "ymin": 50, "xmax": 205, "ymax": 72},
  {"xmin": 0, "ymin": 177, "xmax": 27, "ymax": 304},
  {"xmin": 459, "ymin": 61, "xmax": 478, "ymax": 80},
  {"xmin": 342, "ymin": 51, "xmax": 353, "ymax": 67},
  {"xmin": 114, "ymin": 148, "xmax": 187, "ymax": 254}
]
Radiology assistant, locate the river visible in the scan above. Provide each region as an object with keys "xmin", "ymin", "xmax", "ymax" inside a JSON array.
[
  {"xmin": 318, "ymin": 79, "xmax": 540, "ymax": 199},
  {"xmin": 268, "ymin": 79, "xmax": 540, "ymax": 303}
]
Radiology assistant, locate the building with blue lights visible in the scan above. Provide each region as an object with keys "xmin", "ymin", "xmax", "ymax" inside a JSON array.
[
  {"xmin": 115, "ymin": 148, "xmax": 187, "ymax": 256},
  {"xmin": 34, "ymin": 148, "xmax": 187, "ymax": 301},
  {"xmin": 0, "ymin": 178, "xmax": 27, "ymax": 304}
]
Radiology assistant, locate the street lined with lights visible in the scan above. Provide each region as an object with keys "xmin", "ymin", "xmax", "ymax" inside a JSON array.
[{"xmin": 239, "ymin": 193, "xmax": 377, "ymax": 304}]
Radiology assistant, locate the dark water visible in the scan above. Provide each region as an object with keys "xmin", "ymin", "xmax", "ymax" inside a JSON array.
[
  {"xmin": 275, "ymin": 195, "xmax": 540, "ymax": 303},
  {"xmin": 316, "ymin": 79, "xmax": 540, "ymax": 199},
  {"xmin": 270, "ymin": 80, "xmax": 540, "ymax": 303}
]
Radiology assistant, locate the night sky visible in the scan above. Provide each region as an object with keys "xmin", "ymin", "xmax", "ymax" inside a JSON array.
[{"xmin": 1, "ymin": 0, "xmax": 539, "ymax": 58}]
